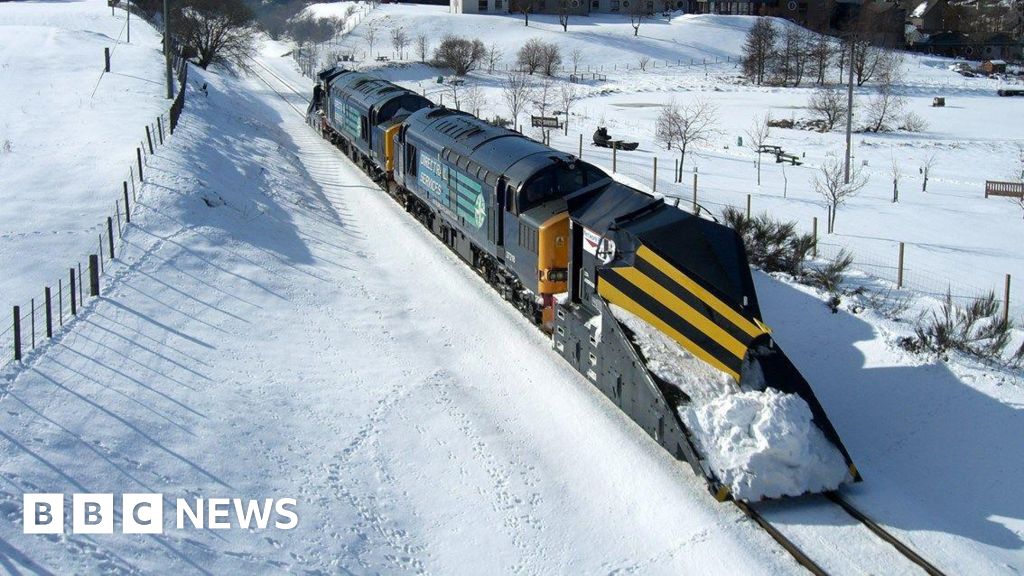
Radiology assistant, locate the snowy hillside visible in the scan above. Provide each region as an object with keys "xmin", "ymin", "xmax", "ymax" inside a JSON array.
[{"xmin": 0, "ymin": 1, "xmax": 170, "ymax": 308}]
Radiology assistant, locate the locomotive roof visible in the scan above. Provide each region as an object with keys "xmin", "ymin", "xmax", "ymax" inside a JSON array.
[
  {"xmin": 329, "ymin": 70, "xmax": 422, "ymax": 110},
  {"xmin": 404, "ymin": 107, "xmax": 579, "ymax": 189}
]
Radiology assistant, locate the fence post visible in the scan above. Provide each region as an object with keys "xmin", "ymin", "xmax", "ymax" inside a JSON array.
[
  {"xmin": 612, "ymin": 141, "xmax": 617, "ymax": 173},
  {"xmin": 115, "ymin": 200, "xmax": 123, "ymax": 236},
  {"xmin": 897, "ymin": 242, "xmax": 905, "ymax": 289},
  {"xmin": 45, "ymin": 287, "xmax": 52, "ymax": 338},
  {"xmin": 99, "ymin": 234, "xmax": 104, "ymax": 274},
  {"xmin": 578, "ymin": 133, "xmax": 582, "ymax": 158},
  {"xmin": 746, "ymin": 194, "xmax": 751, "ymax": 219},
  {"xmin": 1004, "ymin": 274, "xmax": 1012, "ymax": 324},
  {"xmin": 78, "ymin": 263, "xmax": 83, "ymax": 305},
  {"xmin": 70, "ymin": 268, "xmax": 77, "ymax": 316},
  {"xmin": 812, "ymin": 217, "xmax": 818, "ymax": 258},
  {"xmin": 137, "ymin": 147, "xmax": 144, "ymax": 181},
  {"xmin": 30, "ymin": 299, "xmax": 35, "ymax": 349},
  {"xmin": 692, "ymin": 172, "xmax": 698, "ymax": 214},
  {"xmin": 89, "ymin": 255, "xmax": 100, "ymax": 297},
  {"xmin": 13, "ymin": 307, "xmax": 21, "ymax": 362},
  {"xmin": 104, "ymin": 47, "xmax": 111, "ymax": 73},
  {"xmin": 145, "ymin": 126, "xmax": 154, "ymax": 155},
  {"xmin": 157, "ymin": 117, "xmax": 164, "ymax": 145},
  {"xmin": 652, "ymin": 157, "xmax": 657, "ymax": 193},
  {"xmin": 124, "ymin": 186, "xmax": 131, "ymax": 224},
  {"xmin": 107, "ymin": 217, "xmax": 115, "ymax": 259},
  {"xmin": 58, "ymin": 280, "xmax": 63, "ymax": 326}
]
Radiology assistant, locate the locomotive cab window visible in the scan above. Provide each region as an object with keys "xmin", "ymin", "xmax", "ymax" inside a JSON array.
[
  {"xmin": 406, "ymin": 144, "xmax": 418, "ymax": 175},
  {"xmin": 519, "ymin": 162, "xmax": 604, "ymax": 213},
  {"xmin": 360, "ymin": 116, "xmax": 368, "ymax": 141}
]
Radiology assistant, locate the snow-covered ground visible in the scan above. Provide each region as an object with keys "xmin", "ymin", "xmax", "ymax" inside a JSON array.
[
  {"xmin": 1, "ymin": 1, "xmax": 1023, "ymax": 574},
  {"xmin": 0, "ymin": 36, "xmax": 807, "ymax": 575},
  {"xmin": 0, "ymin": 1, "xmax": 170, "ymax": 310},
  {"xmin": 309, "ymin": 3, "xmax": 1024, "ymax": 320}
]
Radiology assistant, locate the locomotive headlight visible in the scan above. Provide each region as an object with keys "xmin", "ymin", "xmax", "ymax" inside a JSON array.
[{"xmin": 546, "ymin": 269, "xmax": 568, "ymax": 282}]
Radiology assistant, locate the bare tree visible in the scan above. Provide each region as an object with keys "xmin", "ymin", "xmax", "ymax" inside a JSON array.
[
  {"xmin": 559, "ymin": 82, "xmax": 581, "ymax": 134},
  {"xmin": 532, "ymin": 76, "xmax": 556, "ymax": 143},
  {"xmin": 416, "ymin": 33, "xmax": 430, "ymax": 63},
  {"xmin": 921, "ymin": 153, "xmax": 937, "ymax": 192},
  {"xmin": 463, "ymin": 83, "xmax": 485, "ymax": 116},
  {"xmin": 390, "ymin": 25, "xmax": 409, "ymax": 60},
  {"xmin": 863, "ymin": 82, "xmax": 905, "ymax": 133},
  {"xmin": 772, "ymin": 24, "xmax": 807, "ymax": 86},
  {"xmin": 447, "ymin": 81, "xmax": 462, "ymax": 110},
  {"xmin": 363, "ymin": 19, "xmax": 380, "ymax": 59},
  {"xmin": 510, "ymin": 0, "xmax": 539, "ymax": 26},
  {"xmin": 814, "ymin": 154, "xmax": 868, "ymax": 233},
  {"xmin": 570, "ymin": 48, "xmax": 583, "ymax": 74},
  {"xmin": 517, "ymin": 38, "xmax": 545, "ymax": 74},
  {"xmin": 746, "ymin": 113, "xmax": 771, "ymax": 186},
  {"xmin": 486, "ymin": 43, "xmax": 503, "ymax": 73},
  {"xmin": 540, "ymin": 42, "xmax": 561, "ymax": 76},
  {"xmin": 502, "ymin": 70, "xmax": 534, "ymax": 128},
  {"xmin": 172, "ymin": 0, "xmax": 257, "ymax": 69},
  {"xmin": 890, "ymin": 155, "xmax": 901, "ymax": 202},
  {"xmin": 742, "ymin": 17, "xmax": 777, "ymax": 85},
  {"xmin": 655, "ymin": 98, "xmax": 719, "ymax": 181},
  {"xmin": 630, "ymin": 0, "xmax": 648, "ymax": 36},
  {"xmin": 808, "ymin": 32, "xmax": 834, "ymax": 85},
  {"xmin": 557, "ymin": 0, "xmax": 572, "ymax": 31},
  {"xmin": 434, "ymin": 35, "xmax": 485, "ymax": 75},
  {"xmin": 638, "ymin": 55, "xmax": 651, "ymax": 71},
  {"xmin": 807, "ymin": 85, "xmax": 847, "ymax": 131}
]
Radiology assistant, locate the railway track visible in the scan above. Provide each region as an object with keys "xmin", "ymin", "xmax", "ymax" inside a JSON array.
[{"xmin": 245, "ymin": 59, "xmax": 948, "ymax": 576}]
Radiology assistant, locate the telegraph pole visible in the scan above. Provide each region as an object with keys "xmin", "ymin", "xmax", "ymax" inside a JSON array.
[
  {"xmin": 844, "ymin": 36, "xmax": 854, "ymax": 184},
  {"xmin": 164, "ymin": 0, "xmax": 173, "ymax": 99},
  {"xmin": 126, "ymin": 0, "xmax": 131, "ymax": 43}
]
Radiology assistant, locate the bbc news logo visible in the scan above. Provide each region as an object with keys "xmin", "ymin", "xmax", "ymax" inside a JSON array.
[{"xmin": 23, "ymin": 494, "xmax": 298, "ymax": 534}]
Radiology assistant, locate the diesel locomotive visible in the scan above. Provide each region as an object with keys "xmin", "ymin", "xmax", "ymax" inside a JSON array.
[{"xmin": 308, "ymin": 67, "xmax": 860, "ymax": 501}]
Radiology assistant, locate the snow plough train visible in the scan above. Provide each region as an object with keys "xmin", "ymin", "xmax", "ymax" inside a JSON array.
[{"xmin": 308, "ymin": 68, "xmax": 861, "ymax": 502}]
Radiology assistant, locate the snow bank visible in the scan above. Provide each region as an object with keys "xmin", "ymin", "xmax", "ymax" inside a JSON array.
[{"xmin": 611, "ymin": 305, "xmax": 849, "ymax": 500}]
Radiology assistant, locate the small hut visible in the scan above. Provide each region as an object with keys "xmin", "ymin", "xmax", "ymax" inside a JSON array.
[{"xmin": 981, "ymin": 60, "xmax": 1008, "ymax": 75}]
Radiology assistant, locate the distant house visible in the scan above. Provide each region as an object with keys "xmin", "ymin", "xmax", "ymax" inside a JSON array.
[{"xmin": 981, "ymin": 59, "xmax": 1007, "ymax": 74}]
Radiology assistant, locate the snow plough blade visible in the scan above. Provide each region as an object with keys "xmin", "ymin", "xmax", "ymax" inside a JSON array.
[{"xmin": 553, "ymin": 182, "xmax": 859, "ymax": 501}]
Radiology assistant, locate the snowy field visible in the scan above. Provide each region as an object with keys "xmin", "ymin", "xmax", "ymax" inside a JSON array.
[
  {"xmin": 311, "ymin": 3, "xmax": 1024, "ymax": 320},
  {"xmin": 0, "ymin": 1, "xmax": 169, "ymax": 309},
  {"xmin": 0, "ymin": 1, "xmax": 1023, "ymax": 574}
]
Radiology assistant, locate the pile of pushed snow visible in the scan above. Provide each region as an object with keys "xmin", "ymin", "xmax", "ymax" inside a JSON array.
[
  {"xmin": 681, "ymin": 389, "xmax": 850, "ymax": 500},
  {"xmin": 611, "ymin": 305, "xmax": 849, "ymax": 501}
]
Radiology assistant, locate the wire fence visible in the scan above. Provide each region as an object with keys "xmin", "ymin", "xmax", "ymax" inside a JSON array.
[
  {"xmin": 1, "ymin": 43, "xmax": 190, "ymax": 368},
  {"xmin": 551, "ymin": 130, "xmax": 1021, "ymax": 321}
]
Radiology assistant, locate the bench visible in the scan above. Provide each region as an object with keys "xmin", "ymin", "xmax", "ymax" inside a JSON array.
[
  {"xmin": 569, "ymin": 72, "xmax": 607, "ymax": 83},
  {"xmin": 985, "ymin": 180, "xmax": 1024, "ymax": 198},
  {"xmin": 531, "ymin": 115, "xmax": 562, "ymax": 129},
  {"xmin": 375, "ymin": 55, "xmax": 390, "ymax": 62},
  {"xmin": 758, "ymin": 144, "xmax": 782, "ymax": 155},
  {"xmin": 775, "ymin": 153, "xmax": 802, "ymax": 166}
]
